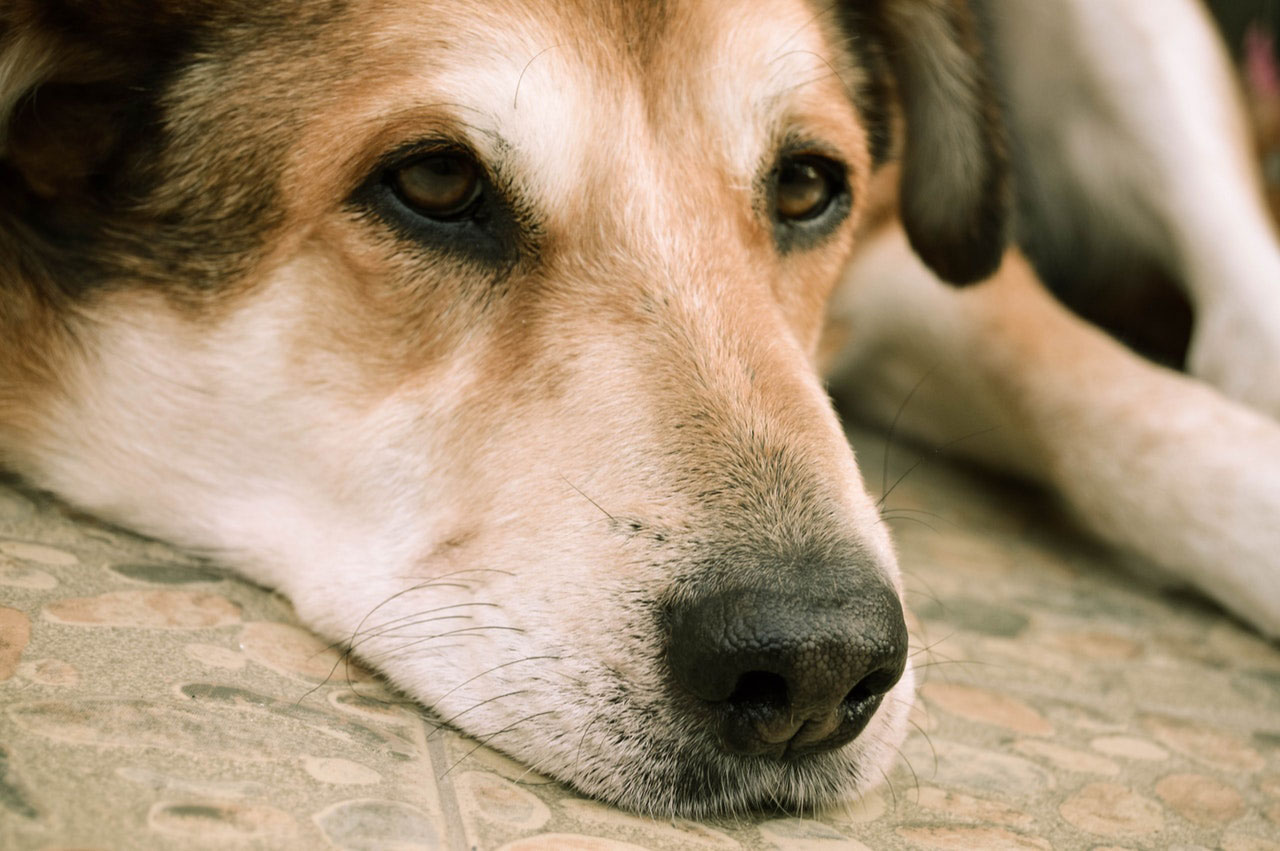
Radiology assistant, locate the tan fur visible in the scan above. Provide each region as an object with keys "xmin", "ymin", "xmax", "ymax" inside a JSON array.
[
  {"xmin": 0, "ymin": 0, "xmax": 920, "ymax": 816},
  {"xmin": 2, "ymin": 0, "xmax": 1276, "ymax": 820}
]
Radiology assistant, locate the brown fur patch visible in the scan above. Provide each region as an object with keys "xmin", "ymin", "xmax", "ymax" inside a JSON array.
[{"xmin": 0, "ymin": 0, "xmax": 1001, "ymax": 816}]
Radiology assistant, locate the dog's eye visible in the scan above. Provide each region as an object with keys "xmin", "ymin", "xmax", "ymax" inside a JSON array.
[
  {"xmin": 354, "ymin": 142, "xmax": 524, "ymax": 267},
  {"xmin": 774, "ymin": 155, "xmax": 840, "ymax": 222},
  {"xmin": 391, "ymin": 153, "xmax": 482, "ymax": 219}
]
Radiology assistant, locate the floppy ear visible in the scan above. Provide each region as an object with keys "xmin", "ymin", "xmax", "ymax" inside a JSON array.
[
  {"xmin": 846, "ymin": 0, "xmax": 1011, "ymax": 285},
  {"xmin": 1, "ymin": 1, "xmax": 217, "ymax": 207}
]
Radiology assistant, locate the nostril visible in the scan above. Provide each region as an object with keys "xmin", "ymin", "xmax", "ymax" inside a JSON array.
[
  {"xmin": 843, "ymin": 680, "xmax": 874, "ymax": 709},
  {"xmin": 725, "ymin": 670, "xmax": 801, "ymax": 748},
  {"xmin": 844, "ymin": 664, "xmax": 902, "ymax": 708},
  {"xmin": 727, "ymin": 670, "xmax": 788, "ymax": 709}
]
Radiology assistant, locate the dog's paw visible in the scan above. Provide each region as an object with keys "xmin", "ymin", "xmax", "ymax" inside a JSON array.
[{"xmin": 1187, "ymin": 303, "xmax": 1280, "ymax": 420}]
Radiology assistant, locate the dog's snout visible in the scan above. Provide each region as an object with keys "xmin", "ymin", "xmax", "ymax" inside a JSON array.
[{"xmin": 666, "ymin": 579, "xmax": 908, "ymax": 757}]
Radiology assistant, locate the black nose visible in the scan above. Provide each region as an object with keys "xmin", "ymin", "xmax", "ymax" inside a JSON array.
[{"xmin": 666, "ymin": 579, "xmax": 907, "ymax": 757}]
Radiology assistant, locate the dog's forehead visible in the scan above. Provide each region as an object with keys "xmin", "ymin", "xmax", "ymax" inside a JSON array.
[{"xmin": 356, "ymin": 0, "xmax": 854, "ymax": 186}]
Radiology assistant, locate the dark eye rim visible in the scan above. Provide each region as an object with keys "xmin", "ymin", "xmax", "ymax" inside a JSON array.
[
  {"xmin": 348, "ymin": 137, "xmax": 529, "ymax": 269},
  {"xmin": 767, "ymin": 148, "xmax": 852, "ymax": 253},
  {"xmin": 385, "ymin": 148, "xmax": 487, "ymax": 222},
  {"xmin": 774, "ymin": 154, "xmax": 839, "ymax": 222},
  {"xmin": 772, "ymin": 153, "xmax": 847, "ymax": 224}
]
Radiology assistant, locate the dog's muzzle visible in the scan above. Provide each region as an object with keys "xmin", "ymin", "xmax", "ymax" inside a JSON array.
[{"xmin": 666, "ymin": 574, "xmax": 908, "ymax": 758}]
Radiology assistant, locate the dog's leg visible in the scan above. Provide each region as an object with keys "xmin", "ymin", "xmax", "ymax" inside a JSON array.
[
  {"xmin": 987, "ymin": 0, "xmax": 1280, "ymax": 416},
  {"xmin": 826, "ymin": 226, "xmax": 1280, "ymax": 638}
]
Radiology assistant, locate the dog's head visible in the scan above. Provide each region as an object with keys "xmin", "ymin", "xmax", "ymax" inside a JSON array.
[{"xmin": 0, "ymin": 0, "xmax": 1006, "ymax": 815}]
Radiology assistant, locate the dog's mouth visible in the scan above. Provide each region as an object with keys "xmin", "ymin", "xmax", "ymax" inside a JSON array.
[
  {"xmin": 361, "ymin": 550, "xmax": 913, "ymax": 817},
  {"xmin": 543, "ymin": 660, "xmax": 915, "ymax": 819},
  {"xmin": 405, "ymin": 563, "xmax": 914, "ymax": 818}
]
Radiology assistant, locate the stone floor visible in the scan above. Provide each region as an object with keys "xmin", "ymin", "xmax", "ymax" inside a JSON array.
[{"xmin": 2, "ymin": 424, "xmax": 1278, "ymax": 850}]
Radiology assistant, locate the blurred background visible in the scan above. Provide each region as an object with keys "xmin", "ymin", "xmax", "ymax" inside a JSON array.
[
  {"xmin": 1034, "ymin": 0, "xmax": 1280, "ymax": 372},
  {"xmin": 1208, "ymin": 0, "xmax": 1280, "ymax": 220}
]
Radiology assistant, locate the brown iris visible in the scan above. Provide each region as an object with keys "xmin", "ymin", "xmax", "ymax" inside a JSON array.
[
  {"xmin": 775, "ymin": 156, "xmax": 836, "ymax": 221},
  {"xmin": 392, "ymin": 153, "xmax": 482, "ymax": 219}
]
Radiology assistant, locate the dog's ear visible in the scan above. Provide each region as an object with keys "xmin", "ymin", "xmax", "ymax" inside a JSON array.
[
  {"xmin": 0, "ymin": 2, "xmax": 199, "ymax": 200},
  {"xmin": 845, "ymin": 0, "xmax": 1010, "ymax": 285}
]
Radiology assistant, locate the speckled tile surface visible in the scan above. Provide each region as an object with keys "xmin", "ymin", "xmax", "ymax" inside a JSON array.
[{"xmin": 2, "ymin": 425, "xmax": 1278, "ymax": 850}]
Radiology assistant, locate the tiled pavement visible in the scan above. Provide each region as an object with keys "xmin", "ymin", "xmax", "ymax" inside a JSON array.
[{"xmin": 2, "ymin": 424, "xmax": 1278, "ymax": 850}]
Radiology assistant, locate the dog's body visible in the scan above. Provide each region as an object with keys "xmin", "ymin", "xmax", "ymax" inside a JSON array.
[
  {"xmin": 831, "ymin": 0, "xmax": 1280, "ymax": 640},
  {"xmin": 1, "ymin": 0, "xmax": 1277, "ymax": 818}
]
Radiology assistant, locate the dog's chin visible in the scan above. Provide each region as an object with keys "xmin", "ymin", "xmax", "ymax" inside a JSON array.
[{"xmin": 495, "ymin": 665, "xmax": 916, "ymax": 819}]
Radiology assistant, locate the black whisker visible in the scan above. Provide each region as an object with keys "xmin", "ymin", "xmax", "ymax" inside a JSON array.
[
  {"xmin": 878, "ymin": 514, "xmax": 939, "ymax": 534},
  {"xmin": 434, "ymin": 654, "xmax": 562, "ymax": 705},
  {"xmin": 881, "ymin": 366, "xmax": 938, "ymax": 503},
  {"xmin": 773, "ymin": 1, "xmax": 842, "ymax": 57},
  {"xmin": 882, "ymin": 506, "xmax": 953, "ymax": 523},
  {"xmin": 297, "ymin": 606, "xmax": 498, "ymax": 705},
  {"xmin": 877, "ymin": 764, "xmax": 898, "ymax": 810},
  {"xmin": 908, "ymin": 632, "xmax": 958, "ymax": 659},
  {"xmin": 514, "ymin": 44, "xmax": 567, "ymax": 110},
  {"xmin": 427, "ymin": 689, "xmax": 532, "ymax": 738},
  {"xmin": 561, "ymin": 475, "xmax": 615, "ymax": 521},
  {"xmin": 571, "ymin": 713, "xmax": 602, "ymax": 768},
  {"xmin": 349, "ymin": 605, "xmax": 498, "ymax": 650},
  {"xmin": 359, "ymin": 624, "xmax": 525, "ymax": 666},
  {"xmin": 438, "ymin": 710, "xmax": 558, "ymax": 779},
  {"xmin": 878, "ymin": 425, "xmax": 1001, "ymax": 510},
  {"xmin": 906, "ymin": 714, "xmax": 939, "ymax": 776},
  {"xmin": 888, "ymin": 737, "xmax": 922, "ymax": 802}
]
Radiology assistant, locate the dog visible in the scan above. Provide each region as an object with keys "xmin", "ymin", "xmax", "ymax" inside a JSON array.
[{"xmin": 1, "ymin": 0, "xmax": 1277, "ymax": 819}]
